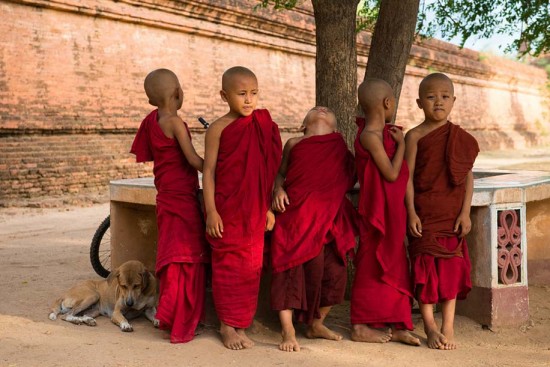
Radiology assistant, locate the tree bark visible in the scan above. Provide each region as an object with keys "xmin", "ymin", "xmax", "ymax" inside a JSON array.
[
  {"xmin": 364, "ymin": 0, "xmax": 420, "ymax": 116},
  {"xmin": 312, "ymin": 0, "xmax": 360, "ymax": 149}
]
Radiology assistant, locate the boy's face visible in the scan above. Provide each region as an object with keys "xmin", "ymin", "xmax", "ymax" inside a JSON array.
[
  {"xmin": 416, "ymin": 79, "xmax": 455, "ymax": 123},
  {"xmin": 301, "ymin": 106, "xmax": 336, "ymax": 132},
  {"xmin": 220, "ymin": 75, "xmax": 258, "ymax": 117}
]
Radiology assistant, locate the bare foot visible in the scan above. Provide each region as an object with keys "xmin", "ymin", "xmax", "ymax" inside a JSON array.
[
  {"xmin": 391, "ymin": 330, "xmax": 421, "ymax": 346},
  {"xmin": 306, "ymin": 322, "xmax": 343, "ymax": 341},
  {"xmin": 351, "ymin": 324, "xmax": 391, "ymax": 343},
  {"xmin": 440, "ymin": 326, "xmax": 457, "ymax": 350},
  {"xmin": 426, "ymin": 327, "xmax": 447, "ymax": 349},
  {"xmin": 279, "ymin": 328, "xmax": 300, "ymax": 352},
  {"xmin": 236, "ymin": 328, "xmax": 255, "ymax": 348},
  {"xmin": 220, "ymin": 323, "xmax": 245, "ymax": 350}
]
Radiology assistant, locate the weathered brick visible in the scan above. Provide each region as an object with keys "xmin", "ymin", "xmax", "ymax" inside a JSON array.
[{"xmin": 0, "ymin": 0, "xmax": 548, "ymax": 206}]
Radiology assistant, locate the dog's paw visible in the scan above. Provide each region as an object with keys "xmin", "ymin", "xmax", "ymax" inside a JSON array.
[
  {"xmin": 48, "ymin": 313, "xmax": 57, "ymax": 321},
  {"xmin": 82, "ymin": 316, "xmax": 97, "ymax": 327},
  {"xmin": 120, "ymin": 322, "xmax": 133, "ymax": 332},
  {"xmin": 152, "ymin": 318, "xmax": 160, "ymax": 328}
]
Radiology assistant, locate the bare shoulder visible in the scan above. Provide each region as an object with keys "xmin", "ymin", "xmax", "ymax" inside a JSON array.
[
  {"xmin": 167, "ymin": 115, "xmax": 185, "ymax": 129},
  {"xmin": 284, "ymin": 136, "xmax": 303, "ymax": 152},
  {"xmin": 405, "ymin": 125, "xmax": 425, "ymax": 144},
  {"xmin": 206, "ymin": 116, "xmax": 233, "ymax": 139},
  {"xmin": 360, "ymin": 128, "xmax": 382, "ymax": 148}
]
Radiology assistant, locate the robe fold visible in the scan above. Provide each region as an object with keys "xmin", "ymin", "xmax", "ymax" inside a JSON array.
[
  {"xmin": 130, "ymin": 109, "xmax": 209, "ymax": 343},
  {"xmin": 271, "ymin": 243, "xmax": 347, "ymax": 324},
  {"xmin": 208, "ymin": 109, "xmax": 282, "ymax": 328},
  {"xmin": 407, "ymin": 121, "xmax": 478, "ymax": 304},
  {"xmin": 269, "ymin": 133, "xmax": 357, "ymax": 323},
  {"xmin": 350, "ymin": 118, "xmax": 413, "ymax": 330}
]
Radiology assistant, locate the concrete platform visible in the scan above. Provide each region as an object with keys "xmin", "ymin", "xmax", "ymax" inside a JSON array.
[{"xmin": 109, "ymin": 169, "xmax": 550, "ymax": 328}]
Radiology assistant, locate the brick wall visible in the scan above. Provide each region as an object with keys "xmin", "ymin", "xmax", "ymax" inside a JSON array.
[{"xmin": 0, "ymin": 0, "xmax": 548, "ymax": 206}]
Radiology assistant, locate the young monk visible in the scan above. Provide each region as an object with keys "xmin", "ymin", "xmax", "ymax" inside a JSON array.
[
  {"xmin": 203, "ymin": 66, "xmax": 282, "ymax": 350},
  {"xmin": 350, "ymin": 78, "xmax": 420, "ymax": 346},
  {"xmin": 270, "ymin": 106, "xmax": 357, "ymax": 352},
  {"xmin": 130, "ymin": 68, "xmax": 209, "ymax": 343},
  {"xmin": 405, "ymin": 73, "xmax": 479, "ymax": 350}
]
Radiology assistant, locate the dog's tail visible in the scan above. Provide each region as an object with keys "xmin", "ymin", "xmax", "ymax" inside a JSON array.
[{"xmin": 48, "ymin": 298, "xmax": 64, "ymax": 320}]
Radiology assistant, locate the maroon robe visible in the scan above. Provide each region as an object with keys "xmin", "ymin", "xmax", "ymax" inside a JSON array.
[
  {"xmin": 351, "ymin": 118, "xmax": 413, "ymax": 330},
  {"xmin": 408, "ymin": 121, "xmax": 479, "ymax": 304},
  {"xmin": 269, "ymin": 133, "xmax": 357, "ymax": 324},
  {"xmin": 130, "ymin": 109, "xmax": 208, "ymax": 343},
  {"xmin": 207, "ymin": 109, "xmax": 282, "ymax": 328}
]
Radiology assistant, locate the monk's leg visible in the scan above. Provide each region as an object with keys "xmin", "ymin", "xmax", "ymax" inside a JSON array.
[
  {"xmin": 220, "ymin": 321, "xmax": 245, "ymax": 350},
  {"xmin": 305, "ymin": 245, "xmax": 344, "ymax": 341},
  {"xmin": 278, "ymin": 309, "xmax": 300, "ymax": 351},
  {"xmin": 306, "ymin": 306, "xmax": 342, "ymax": 341},
  {"xmin": 351, "ymin": 324, "xmax": 392, "ymax": 343},
  {"xmin": 419, "ymin": 302, "xmax": 447, "ymax": 349},
  {"xmin": 390, "ymin": 326, "xmax": 421, "ymax": 346},
  {"xmin": 440, "ymin": 299, "xmax": 457, "ymax": 350}
]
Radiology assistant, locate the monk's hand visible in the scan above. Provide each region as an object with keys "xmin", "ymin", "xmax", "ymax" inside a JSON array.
[
  {"xmin": 206, "ymin": 211, "xmax": 224, "ymax": 238},
  {"xmin": 389, "ymin": 126, "xmax": 404, "ymax": 144},
  {"xmin": 408, "ymin": 213, "xmax": 422, "ymax": 237},
  {"xmin": 454, "ymin": 212, "xmax": 471, "ymax": 238},
  {"xmin": 265, "ymin": 209, "xmax": 275, "ymax": 231},
  {"xmin": 272, "ymin": 188, "xmax": 289, "ymax": 212}
]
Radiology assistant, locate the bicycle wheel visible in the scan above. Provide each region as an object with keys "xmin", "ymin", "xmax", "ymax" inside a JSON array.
[{"xmin": 90, "ymin": 215, "xmax": 111, "ymax": 278}]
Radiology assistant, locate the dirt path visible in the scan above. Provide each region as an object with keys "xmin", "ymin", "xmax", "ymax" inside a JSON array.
[{"xmin": 1, "ymin": 204, "xmax": 549, "ymax": 367}]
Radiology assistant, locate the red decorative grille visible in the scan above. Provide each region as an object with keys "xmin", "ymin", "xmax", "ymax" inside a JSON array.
[{"xmin": 497, "ymin": 209, "xmax": 522, "ymax": 285}]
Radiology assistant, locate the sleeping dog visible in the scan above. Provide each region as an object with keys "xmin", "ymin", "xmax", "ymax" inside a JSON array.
[{"xmin": 49, "ymin": 260, "xmax": 158, "ymax": 332}]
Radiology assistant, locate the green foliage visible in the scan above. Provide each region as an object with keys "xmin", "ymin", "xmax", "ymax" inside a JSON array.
[
  {"xmin": 258, "ymin": 0, "xmax": 549, "ymax": 56},
  {"xmin": 358, "ymin": 0, "xmax": 549, "ymax": 57},
  {"xmin": 419, "ymin": 0, "xmax": 549, "ymax": 57},
  {"xmin": 356, "ymin": 0, "xmax": 380, "ymax": 32}
]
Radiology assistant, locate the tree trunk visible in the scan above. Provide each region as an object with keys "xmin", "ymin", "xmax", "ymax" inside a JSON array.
[
  {"xmin": 312, "ymin": 0, "xmax": 360, "ymax": 149},
  {"xmin": 364, "ymin": 0, "xmax": 420, "ymax": 117}
]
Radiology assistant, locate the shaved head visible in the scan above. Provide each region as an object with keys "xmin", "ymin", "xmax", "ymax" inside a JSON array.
[
  {"xmin": 419, "ymin": 73, "xmax": 454, "ymax": 97},
  {"xmin": 358, "ymin": 78, "xmax": 394, "ymax": 111},
  {"xmin": 303, "ymin": 106, "xmax": 337, "ymax": 131},
  {"xmin": 144, "ymin": 69, "xmax": 180, "ymax": 106},
  {"xmin": 222, "ymin": 66, "xmax": 257, "ymax": 90}
]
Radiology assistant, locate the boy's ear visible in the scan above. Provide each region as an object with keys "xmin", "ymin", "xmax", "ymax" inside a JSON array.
[
  {"xmin": 220, "ymin": 90, "xmax": 228, "ymax": 102},
  {"xmin": 383, "ymin": 97, "xmax": 391, "ymax": 109},
  {"xmin": 298, "ymin": 124, "xmax": 306, "ymax": 132},
  {"xmin": 416, "ymin": 98, "xmax": 422, "ymax": 109},
  {"xmin": 453, "ymin": 96, "xmax": 456, "ymax": 103}
]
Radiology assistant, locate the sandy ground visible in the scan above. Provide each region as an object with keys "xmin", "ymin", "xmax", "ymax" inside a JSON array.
[{"xmin": 0, "ymin": 203, "xmax": 550, "ymax": 367}]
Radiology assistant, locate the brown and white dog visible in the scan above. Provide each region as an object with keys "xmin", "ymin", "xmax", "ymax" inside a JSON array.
[{"xmin": 49, "ymin": 260, "xmax": 158, "ymax": 332}]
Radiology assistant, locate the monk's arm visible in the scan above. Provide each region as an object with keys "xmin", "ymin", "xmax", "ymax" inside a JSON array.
[
  {"xmin": 203, "ymin": 124, "xmax": 223, "ymax": 238},
  {"xmin": 454, "ymin": 170, "xmax": 474, "ymax": 237},
  {"xmin": 272, "ymin": 140, "xmax": 294, "ymax": 212},
  {"xmin": 172, "ymin": 117, "xmax": 204, "ymax": 172},
  {"xmin": 404, "ymin": 131, "xmax": 422, "ymax": 237},
  {"xmin": 360, "ymin": 129, "xmax": 404, "ymax": 182}
]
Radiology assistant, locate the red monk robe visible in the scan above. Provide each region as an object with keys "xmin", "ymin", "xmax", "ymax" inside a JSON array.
[
  {"xmin": 130, "ymin": 109, "xmax": 209, "ymax": 343},
  {"xmin": 208, "ymin": 109, "xmax": 282, "ymax": 329},
  {"xmin": 351, "ymin": 118, "xmax": 413, "ymax": 330},
  {"xmin": 408, "ymin": 121, "xmax": 479, "ymax": 304},
  {"xmin": 270, "ymin": 133, "xmax": 357, "ymax": 324}
]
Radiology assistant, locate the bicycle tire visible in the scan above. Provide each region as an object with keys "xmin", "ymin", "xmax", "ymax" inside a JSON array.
[{"xmin": 90, "ymin": 215, "xmax": 111, "ymax": 278}]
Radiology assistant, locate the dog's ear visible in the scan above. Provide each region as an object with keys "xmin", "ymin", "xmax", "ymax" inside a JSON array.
[
  {"xmin": 141, "ymin": 269, "xmax": 149, "ymax": 290},
  {"xmin": 141, "ymin": 269, "xmax": 155, "ymax": 291},
  {"xmin": 107, "ymin": 268, "xmax": 120, "ymax": 285}
]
